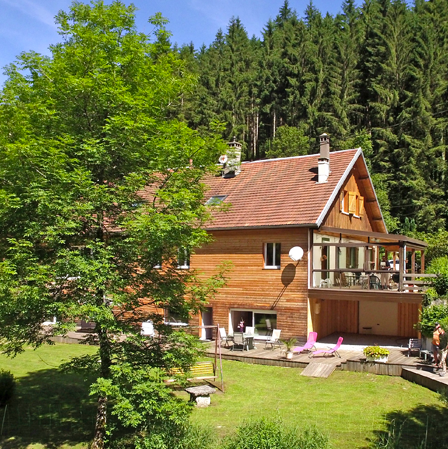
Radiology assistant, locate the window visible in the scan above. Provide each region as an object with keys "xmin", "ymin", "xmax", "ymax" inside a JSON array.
[
  {"xmin": 177, "ymin": 248, "xmax": 190, "ymax": 269},
  {"xmin": 164, "ymin": 309, "xmax": 189, "ymax": 326},
  {"xmin": 346, "ymin": 247, "xmax": 359, "ymax": 269},
  {"xmin": 206, "ymin": 195, "xmax": 227, "ymax": 205},
  {"xmin": 264, "ymin": 243, "xmax": 281, "ymax": 268}
]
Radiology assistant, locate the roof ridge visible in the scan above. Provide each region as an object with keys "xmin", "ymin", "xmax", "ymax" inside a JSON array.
[{"xmin": 241, "ymin": 148, "xmax": 359, "ymax": 165}]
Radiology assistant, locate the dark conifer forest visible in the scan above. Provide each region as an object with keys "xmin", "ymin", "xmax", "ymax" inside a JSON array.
[{"xmin": 178, "ymin": 0, "xmax": 448, "ymax": 242}]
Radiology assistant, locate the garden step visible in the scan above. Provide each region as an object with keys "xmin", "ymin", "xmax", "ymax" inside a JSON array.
[{"xmin": 301, "ymin": 362, "xmax": 336, "ymax": 378}]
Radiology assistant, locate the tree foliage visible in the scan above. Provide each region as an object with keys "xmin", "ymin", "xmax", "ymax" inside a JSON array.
[
  {"xmin": 180, "ymin": 0, "xmax": 448, "ymax": 235},
  {"xmin": 0, "ymin": 1, "xmax": 227, "ymax": 447}
]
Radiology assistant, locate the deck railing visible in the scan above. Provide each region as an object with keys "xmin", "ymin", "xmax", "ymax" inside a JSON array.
[{"xmin": 313, "ymin": 269, "xmax": 436, "ymax": 293}]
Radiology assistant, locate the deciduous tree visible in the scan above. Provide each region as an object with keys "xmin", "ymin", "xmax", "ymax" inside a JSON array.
[{"xmin": 0, "ymin": 2, "xmax": 227, "ymax": 447}]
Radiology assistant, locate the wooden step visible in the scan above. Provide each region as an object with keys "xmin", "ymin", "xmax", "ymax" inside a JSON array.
[{"xmin": 301, "ymin": 362, "xmax": 336, "ymax": 378}]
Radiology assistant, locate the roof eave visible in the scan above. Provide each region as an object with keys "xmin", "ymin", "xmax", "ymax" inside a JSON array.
[{"xmin": 205, "ymin": 223, "xmax": 319, "ymax": 231}]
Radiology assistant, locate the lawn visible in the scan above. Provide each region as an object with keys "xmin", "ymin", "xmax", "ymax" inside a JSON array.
[
  {"xmin": 0, "ymin": 344, "xmax": 446, "ymax": 448},
  {"xmin": 0, "ymin": 344, "xmax": 98, "ymax": 449},
  {"xmin": 189, "ymin": 360, "xmax": 446, "ymax": 448}
]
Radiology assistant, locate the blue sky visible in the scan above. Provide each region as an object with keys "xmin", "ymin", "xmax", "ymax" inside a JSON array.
[{"xmin": 0, "ymin": 0, "xmax": 355, "ymax": 87}]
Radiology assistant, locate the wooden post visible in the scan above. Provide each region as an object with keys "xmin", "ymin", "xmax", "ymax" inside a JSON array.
[
  {"xmin": 216, "ymin": 324, "xmax": 224, "ymax": 392},
  {"xmin": 398, "ymin": 245, "xmax": 404, "ymax": 291}
]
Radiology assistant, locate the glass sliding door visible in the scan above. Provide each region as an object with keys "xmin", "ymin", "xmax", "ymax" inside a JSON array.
[
  {"xmin": 254, "ymin": 312, "xmax": 277, "ymax": 336},
  {"xmin": 229, "ymin": 309, "xmax": 277, "ymax": 337}
]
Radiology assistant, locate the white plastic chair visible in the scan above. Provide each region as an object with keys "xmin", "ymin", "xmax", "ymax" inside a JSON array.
[
  {"xmin": 265, "ymin": 329, "xmax": 282, "ymax": 349},
  {"xmin": 141, "ymin": 320, "xmax": 155, "ymax": 338},
  {"xmin": 218, "ymin": 327, "xmax": 233, "ymax": 348}
]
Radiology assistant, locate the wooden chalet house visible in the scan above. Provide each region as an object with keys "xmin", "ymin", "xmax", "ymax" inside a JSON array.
[{"xmin": 191, "ymin": 135, "xmax": 427, "ymax": 341}]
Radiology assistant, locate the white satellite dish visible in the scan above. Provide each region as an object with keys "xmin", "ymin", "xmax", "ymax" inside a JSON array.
[
  {"xmin": 219, "ymin": 154, "xmax": 228, "ymax": 164},
  {"xmin": 289, "ymin": 246, "xmax": 304, "ymax": 262}
]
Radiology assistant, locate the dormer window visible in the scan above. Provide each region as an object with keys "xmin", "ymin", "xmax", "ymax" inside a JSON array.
[{"xmin": 206, "ymin": 195, "xmax": 227, "ymax": 205}]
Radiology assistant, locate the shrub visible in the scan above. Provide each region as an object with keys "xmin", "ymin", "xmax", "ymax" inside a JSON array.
[
  {"xmin": 363, "ymin": 346, "xmax": 390, "ymax": 359},
  {"xmin": 222, "ymin": 418, "xmax": 330, "ymax": 449},
  {"xmin": 0, "ymin": 369, "xmax": 16, "ymax": 407},
  {"xmin": 417, "ymin": 304, "xmax": 448, "ymax": 338}
]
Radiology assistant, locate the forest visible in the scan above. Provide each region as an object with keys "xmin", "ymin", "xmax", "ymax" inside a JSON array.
[{"xmin": 177, "ymin": 0, "xmax": 448, "ymax": 249}]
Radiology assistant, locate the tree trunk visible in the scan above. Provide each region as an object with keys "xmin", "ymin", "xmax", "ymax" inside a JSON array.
[
  {"xmin": 92, "ymin": 301, "xmax": 112, "ymax": 449},
  {"xmin": 91, "ymin": 395, "xmax": 108, "ymax": 449}
]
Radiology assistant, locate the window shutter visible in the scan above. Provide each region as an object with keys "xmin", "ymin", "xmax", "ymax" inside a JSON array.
[
  {"xmin": 348, "ymin": 191, "xmax": 357, "ymax": 214},
  {"xmin": 358, "ymin": 196, "xmax": 364, "ymax": 215},
  {"xmin": 342, "ymin": 190, "xmax": 349, "ymax": 213}
]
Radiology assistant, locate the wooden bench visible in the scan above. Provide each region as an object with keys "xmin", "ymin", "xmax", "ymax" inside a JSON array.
[{"xmin": 166, "ymin": 361, "xmax": 216, "ymax": 383}]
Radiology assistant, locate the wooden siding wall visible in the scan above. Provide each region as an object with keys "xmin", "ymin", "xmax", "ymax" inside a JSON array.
[
  {"xmin": 192, "ymin": 228, "xmax": 309, "ymax": 339},
  {"xmin": 323, "ymin": 173, "xmax": 374, "ymax": 232},
  {"xmin": 398, "ymin": 303, "xmax": 419, "ymax": 337},
  {"xmin": 310, "ymin": 298, "xmax": 358, "ymax": 339}
]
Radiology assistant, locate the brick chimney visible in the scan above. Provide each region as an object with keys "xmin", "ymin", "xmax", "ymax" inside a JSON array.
[
  {"xmin": 317, "ymin": 133, "xmax": 330, "ymax": 183},
  {"xmin": 222, "ymin": 137, "xmax": 242, "ymax": 178}
]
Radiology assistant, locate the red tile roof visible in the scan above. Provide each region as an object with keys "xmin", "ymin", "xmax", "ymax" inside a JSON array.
[{"xmin": 204, "ymin": 149, "xmax": 359, "ymax": 230}]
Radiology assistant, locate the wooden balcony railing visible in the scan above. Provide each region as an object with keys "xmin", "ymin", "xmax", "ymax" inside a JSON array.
[{"xmin": 313, "ymin": 269, "xmax": 436, "ymax": 293}]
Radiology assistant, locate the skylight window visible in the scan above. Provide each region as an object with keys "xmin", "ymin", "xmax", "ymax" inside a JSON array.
[{"xmin": 206, "ymin": 195, "xmax": 227, "ymax": 205}]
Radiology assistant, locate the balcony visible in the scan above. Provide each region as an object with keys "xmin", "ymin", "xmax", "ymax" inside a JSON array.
[
  {"xmin": 313, "ymin": 269, "xmax": 434, "ymax": 293},
  {"xmin": 311, "ymin": 226, "xmax": 433, "ymax": 298}
]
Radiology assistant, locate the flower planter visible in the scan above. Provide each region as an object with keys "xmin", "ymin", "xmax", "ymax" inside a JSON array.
[
  {"xmin": 363, "ymin": 346, "xmax": 390, "ymax": 363},
  {"xmin": 286, "ymin": 351, "xmax": 293, "ymax": 360},
  {"xmin": 366, "ymin": 355, "xmax": 388, "ymax": 363}
]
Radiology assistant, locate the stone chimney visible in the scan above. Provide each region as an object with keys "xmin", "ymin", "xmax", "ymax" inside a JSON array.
[
  {"xmin": 222, "ymin": 137, "xmax": 242, "ymax": 178},
  {"xmin": 317, "ymin": 133, "xmax": 330, "ymax": 183}
]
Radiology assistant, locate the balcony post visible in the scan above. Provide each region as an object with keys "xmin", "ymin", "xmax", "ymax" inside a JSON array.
[{"xmin": 398, "ymin": 244, "xmax": 406, "ymax": 291}]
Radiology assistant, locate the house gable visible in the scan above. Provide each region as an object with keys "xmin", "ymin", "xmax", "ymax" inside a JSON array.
[{"xmin": 319, "ymin": 152, "xmax": 386, "ymax": 233}]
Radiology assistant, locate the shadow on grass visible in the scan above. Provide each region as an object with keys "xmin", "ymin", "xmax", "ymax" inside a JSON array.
[
  {"xmin": 366, "ymin": 397, "xmax": 448, "ymax": 449},
  {"xmin": 0, "ymin": 368, "xmax": 96, "ymax": 448}
]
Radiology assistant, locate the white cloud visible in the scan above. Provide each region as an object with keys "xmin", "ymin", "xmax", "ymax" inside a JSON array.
[
  {"xmin": 188, "ymin": 0, "xmax": 234, "ymax": 31},
  {"xmin": 0, "ymin": 0, "xmax": 57, "ymax": 28}
]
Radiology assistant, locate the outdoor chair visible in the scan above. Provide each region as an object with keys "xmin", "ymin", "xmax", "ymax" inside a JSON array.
[
  {"xmin": 141, "ymin": 320, "xmax": 155, "ymax": 338},
  {"xmin": 369, "ymin": 275, "xmax": 381, "ymax": 290},
  {"xmin": 218, "ymin": 327, "xmax": 233, "ymax": 348},
  {"xmin": 265, "ymin": 319, "xmax": 272, "ymax": 336},
  {"xmin": 319, "ymin": 278, "xmax": 332, "ymax": 288},
  {"xmin": 310, "ymin": 336, "xmax": 343, "ymax": 358},
  {"xmin": 407, "ymin": 338, "xmax": 422, "ymax": 357},
  {"xmin": 245, "ymin": 326, "xmax": 255, "ymax": 336},
  {"xmin": 231, "ymin": 332, "xmax": 246, "ymax": 351},
  {"xmin": 265, "ymin": 329, "xmax": 282, "ymax": 349},
  {"xmin": 292, "ymin": 331, "xmax": 317, "ymax": 355}
]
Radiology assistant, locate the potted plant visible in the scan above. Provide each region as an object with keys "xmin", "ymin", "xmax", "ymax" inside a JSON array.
[
  {"xmin": 281, "ymin": 338, "xmax": 297, "ymax": 359},
  {"xmin": 363, "ymin": 346, "xmax": 390, "ymax": 363}
]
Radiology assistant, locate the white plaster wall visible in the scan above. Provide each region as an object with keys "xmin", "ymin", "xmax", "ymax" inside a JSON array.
[{"xmin": 359, "ymin": 301, "xmax": 398, "ymax": 336}]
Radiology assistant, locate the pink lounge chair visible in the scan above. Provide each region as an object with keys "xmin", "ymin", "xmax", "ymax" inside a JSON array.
[
  {"xmin": 310, "ymin": 336, "xmax": 343, "ymax": 358},
  {"xmin": 292, "ymin": 332, "xmax": 317, "ymax": 354}
]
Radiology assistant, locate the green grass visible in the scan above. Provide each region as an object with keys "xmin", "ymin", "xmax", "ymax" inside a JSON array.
[
  {"xmin": 188, "ymin": 360, "xmax": 446, "ymax": 448},
  {"xmin": 0, "ymin": 345, "xmax": 446, "ymax": 448},
  {"xmin": 0, "ymin": 343, "xmax": 98, "ymax": 449}
]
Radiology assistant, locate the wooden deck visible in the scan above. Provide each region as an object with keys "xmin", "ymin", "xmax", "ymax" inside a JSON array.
[
  {"xmin": 57, "ymin": 329, "xmax": 448, "ymax": 393},
  {"xmin": 206, "ymin": 334, "xmax": 448, "ymax": 392}
]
